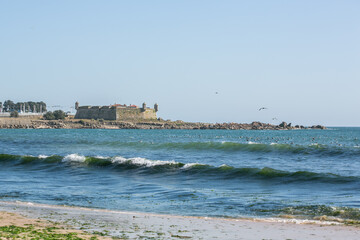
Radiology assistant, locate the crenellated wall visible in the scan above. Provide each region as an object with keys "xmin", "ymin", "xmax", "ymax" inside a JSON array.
[{"xmin": 75, "ymin": 106, "xmax": 157, "ymax": 121}]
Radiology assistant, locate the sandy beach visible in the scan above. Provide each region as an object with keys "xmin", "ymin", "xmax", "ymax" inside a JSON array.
[{"xmin": 0, "ymin": 201, "xmax": 359, "ymax": 239}]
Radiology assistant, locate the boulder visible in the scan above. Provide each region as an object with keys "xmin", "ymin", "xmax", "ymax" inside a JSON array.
[{"xmin": 279, "ymin": 122, "xmax": 287, "ymax": 128}]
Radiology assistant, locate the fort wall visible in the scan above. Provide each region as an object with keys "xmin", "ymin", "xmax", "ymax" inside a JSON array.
[
  {"xmin": 75, "ymin": 105, "xmax": 157, "ymax": 121},
  {"xmin": 75, "ymin": 106, "xmax": 117, "ymax": 120},
  {"xmin": 116, "ymin": 108, "xmax": 156, "ymax": 121}
]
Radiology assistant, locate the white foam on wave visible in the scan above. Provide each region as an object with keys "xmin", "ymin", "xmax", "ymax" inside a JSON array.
[
  {"xmin": 38, "ymin": 155, "xmax": 49, "ymax": 159},
  {"xmin": 112, "ymin": 156, "xmax": 177, "ymax": 167},
  {"xmin": 270, "ymin": 143, "xmax": 278, "ymax": 145},
  {"xmin": 62, "ymin": 154, "xmax": 86, "ymax": 163},
  {"xmin": 247, "ymin": 141, "xmax": 258, "ymax": 145},
  {"xmin": 182, "ymin": 163, "xmax": 201, "ymax": 169},
  {"xmin": 219, "ymin": 164, "xmax": 231, "ymax": 167},
  {"xmin": 60, "ymin": 154, "xmax": 203, "ymax": 169}
]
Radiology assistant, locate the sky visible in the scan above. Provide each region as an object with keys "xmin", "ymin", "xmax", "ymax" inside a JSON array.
[{"xmin": 0, "ymin": 0, "xmax": 359, "ymax": 126}]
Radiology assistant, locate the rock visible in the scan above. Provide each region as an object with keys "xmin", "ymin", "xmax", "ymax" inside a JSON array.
[
  {"xmin": 251, "ymin": 121, "xmax": 262, "ymax": 127},
  {"xmin": 311, "ymin": 125, "xmax": 326, "ymax": 130},
  {"xmin": 279, "ymin": 122, "xmax": 287, "ymax": 128}
]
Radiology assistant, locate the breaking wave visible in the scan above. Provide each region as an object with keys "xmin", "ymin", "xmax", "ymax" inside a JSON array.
[
  {"xmin": 258, "ymin": 205, "xmax": 360, "ymax": 222},
  {"xmin": 0, "ymin": 153, "xmax": 358, "ymax": 184}
]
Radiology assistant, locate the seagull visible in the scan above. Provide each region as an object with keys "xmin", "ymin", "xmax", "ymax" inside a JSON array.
[
  {"xmin": 215, "ymin": 92, "xmax": 219, "ymax": 94},
  {"xmin": 258, "ymin": 107, "xmax": 267, "ymax": 111},
  {"xmin": 272, "ymin": 117, "xmax": 277, "ymax": 120}
]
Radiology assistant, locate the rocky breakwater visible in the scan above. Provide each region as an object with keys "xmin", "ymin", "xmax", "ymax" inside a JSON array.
[
  {"xmin": 140, "ymin": 121, "xmax": 326, "ymax": 130},
  {"xmin": 0, "ymin": 118, "xmax": 66, "ymax": 129},
  {"xmin": 0, "ymin": 117, "xmax": 326, "ymax": 130}
]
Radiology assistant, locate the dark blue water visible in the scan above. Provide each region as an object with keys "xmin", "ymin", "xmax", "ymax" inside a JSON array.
[{"xmin": 1, "ymin": 128, "xmax": 360, "ymax": 220}]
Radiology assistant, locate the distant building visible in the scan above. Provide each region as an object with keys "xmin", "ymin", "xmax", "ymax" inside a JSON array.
[{"xmin": 74, "ymin": 102, "xmax": 158, "ymax": 121}]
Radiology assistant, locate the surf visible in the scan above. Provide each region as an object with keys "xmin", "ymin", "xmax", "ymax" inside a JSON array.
[{"xmin": 0, "ymin": 153, "xmax": 357, "ymax": 184}]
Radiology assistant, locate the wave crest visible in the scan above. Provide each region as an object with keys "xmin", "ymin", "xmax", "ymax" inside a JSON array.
[
  {"xmin": 63, "ymin": 154, "xmax": 86, "ymax": 163},
  {"xmin": 111, "ymin": 156, "xmax": 180, "ymax": 167},
  {"xmin": 0, "ymin": 153, "xmax": 358, "ymax": 184}
]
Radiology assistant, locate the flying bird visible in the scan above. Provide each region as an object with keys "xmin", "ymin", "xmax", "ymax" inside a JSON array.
[
  {"xmin": 272, "ymin": 117, "xmax": 278, "ymax": 121},
  {"xmin": 215, "ymin": 92, "xmax": 219, "ymax": 94},
  {"xmin": 258, "ymin": 107, "xmax": 267, "ymax": 111}
]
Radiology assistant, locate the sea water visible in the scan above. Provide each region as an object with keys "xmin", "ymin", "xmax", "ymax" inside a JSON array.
[{"xmin": 0, "ymin": 128, "xmax": 360, "ymax": 221}]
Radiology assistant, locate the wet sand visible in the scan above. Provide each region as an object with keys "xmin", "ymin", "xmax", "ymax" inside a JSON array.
[{"xmin": 0, "ymin": 201, "xmax": 359, "ymax": 239}]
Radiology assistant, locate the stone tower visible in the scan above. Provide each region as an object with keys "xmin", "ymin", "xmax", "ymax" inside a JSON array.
[
  {"xmin": 154, "ymin": 103, "xmax": 158, "ymax": 112},
  {"xmin": 142, "ymin": 102, "xmax": 146, "ymax": 112}
]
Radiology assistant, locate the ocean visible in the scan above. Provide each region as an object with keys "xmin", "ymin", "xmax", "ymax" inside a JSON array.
[{"xmin": 1, "ymin": 128, "xmax": 360, "ymax": 222}]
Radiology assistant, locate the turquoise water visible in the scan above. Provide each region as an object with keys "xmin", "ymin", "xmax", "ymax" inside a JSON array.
[{"xmin": 1, "ymin": 128, "xmax": 360, "ymax": 220}]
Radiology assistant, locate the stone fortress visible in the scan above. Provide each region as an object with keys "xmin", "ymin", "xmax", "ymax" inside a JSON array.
[{"xmin": 74, "ymin": 102, "xmax": 158, "ymax": 121}]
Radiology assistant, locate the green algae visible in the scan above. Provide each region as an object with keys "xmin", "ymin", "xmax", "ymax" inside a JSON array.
[{"xmin": 0, "ymin": 225, "xmax": 99, "ymax": 240}]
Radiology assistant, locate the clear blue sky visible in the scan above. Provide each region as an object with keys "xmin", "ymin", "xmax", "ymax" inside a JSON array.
[{"xmin": 0, "ymin": 0, "xmax": 359, "ymax": 126}]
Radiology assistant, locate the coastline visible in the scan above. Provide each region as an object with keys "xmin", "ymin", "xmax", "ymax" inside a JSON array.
[
  {"xmin": 0, "ymin": 201, "xmax": 359, "ymax": 239},
  {"xmin": 0, "ymin": 117, "xmax": 326, "ymax": 130}
]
